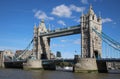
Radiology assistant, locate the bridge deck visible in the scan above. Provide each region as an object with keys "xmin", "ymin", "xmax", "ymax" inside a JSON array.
[{"xmin": 97, "ymin": 58, "xmax": 120, "ymax": 62}]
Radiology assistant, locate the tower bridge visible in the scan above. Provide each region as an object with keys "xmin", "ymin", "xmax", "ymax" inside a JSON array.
[
  {"xmin": 33, "ymin": 5, "xmax": 102, "ymax": 60},
  {"xmin": 1, "ymin": 5, "xmax": 120, "ymax": 73}
]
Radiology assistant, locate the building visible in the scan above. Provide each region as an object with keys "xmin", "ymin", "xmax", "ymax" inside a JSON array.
[
  {"xmin": 15, "ymin": 50, "xmax": 33, "ymax": 59},
  {"xmin": 3, "ymin": 50, "xmax": 14, "ymax": 58},
  {"xmin": 15, "ymin": 50, "xmax": 23, "ymax": 57},
  {"xmin": 0, "ymin": 51, "xmax": 4, "ymax": 67},
  {"xmin": 0, "ymin": 50, "xmax": 14, "ymax": 62},
  {"xmin": 50, "ymin": 53, "xmax": 55, "ymax": 59}
]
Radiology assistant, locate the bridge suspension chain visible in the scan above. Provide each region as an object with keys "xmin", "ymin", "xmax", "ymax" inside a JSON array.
[
  {"xmin": 92, "ymin": 28, "xmax": 120, "ymax": 58},
  {"xmin": 16, "ymin": 38, "xmax": 34, "ymax": 60},
  {"xmin": 93, "ymin": 28, "xmax": 120, "ymax": 51}
]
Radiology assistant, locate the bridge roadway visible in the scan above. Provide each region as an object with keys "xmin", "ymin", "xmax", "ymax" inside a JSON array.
[
  {"xmin": 3, "ymin": 59, "xmax": 74, "ymax": 69},
  {"xmin": 3, "ymin": 58, "xmax": 120, "ymax": 69},
  {"xmin": 42, "ymin": 58, "xmax": 120, "ymax": 66},
  {"xmin": 40, "ymin": 25, "xmax": 81, "ymax": 38},
  {"xmin": 97, "ymin": 58, "xmax": 120, "ymax": 62},
  {"xmin": 42, "ymin": 59, "xmax": 74, "ymax": 64}
]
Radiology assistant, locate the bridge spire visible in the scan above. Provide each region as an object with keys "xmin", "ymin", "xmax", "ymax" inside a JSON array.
[
  {"xmin": 33, "ymin": 23, "xmax": 37, "ymax": 37},
  {"xmin": 90, "ymin": 4, "xmax": 92, "ymax": 9},
  {"xmin": 88, "ymin": 4, "xmax": 94, "ymax": 15},
  {"xmin": 34, "ymin": 23, "xmax": 37, "ymax": 29},
  {"xmin": 38, "ymin": 19, "xmax": 48, "ymax": 33}
]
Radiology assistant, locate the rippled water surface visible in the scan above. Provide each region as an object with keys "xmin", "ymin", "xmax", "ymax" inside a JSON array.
[{"xmin": 0, "ymin": 69, "xmax": 120, "ymax": 79}]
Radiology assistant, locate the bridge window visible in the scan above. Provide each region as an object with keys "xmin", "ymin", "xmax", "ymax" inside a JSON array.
[
  {"xmin": 97, "ymin": 18, "xmax": 100, "ymax": 22},
  {"xmin": 94, "ymin": 50, "xmax": 99, "ymax": 59},
  {"xmin": 41, "ymin": 54, "xmax": 48, "ymax": 59},
  {"xmin": 92, "ymin": 16, "xmax": 94, "ymax": 20}
]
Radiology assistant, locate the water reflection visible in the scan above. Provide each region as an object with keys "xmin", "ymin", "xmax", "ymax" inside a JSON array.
[
  {"xmin": 28, "ymin": 70, "xmax": 120, "ymax": 79},
  {"xmin": 0, "ymin": 69, "xmax": 120, "ymax": 79}
]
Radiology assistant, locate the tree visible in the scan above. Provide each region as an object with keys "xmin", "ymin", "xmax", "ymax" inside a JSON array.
[{"xmin": 56, "ymin": 51, "xmax": 61, "ymax": 58}]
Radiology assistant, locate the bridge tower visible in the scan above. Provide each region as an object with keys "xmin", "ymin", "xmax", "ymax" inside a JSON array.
[
  {"xmin": 81, "ymin": 5, "xmax": 102, "ymax": 58},
  {"xmin": 33, "ymin": 20, "xmax": 50, "ymax": 59}
]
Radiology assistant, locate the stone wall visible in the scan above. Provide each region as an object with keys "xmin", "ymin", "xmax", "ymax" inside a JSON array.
[{"xmin": 23, "ymin": 59, "xmax": 43, "ymax": 70}]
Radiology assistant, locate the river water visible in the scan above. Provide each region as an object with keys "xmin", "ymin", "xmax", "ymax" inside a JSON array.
[{"xmin": 0, "ymin": 69, "xmax": 120, "ymax": 79}]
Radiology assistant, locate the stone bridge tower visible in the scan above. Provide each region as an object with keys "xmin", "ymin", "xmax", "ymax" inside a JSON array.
[
  {"xmin": 81, "ymin": 5, "xmax": 102, "ymax": 58},
  {"xmin": 33, "ymin": 20, "xmax": 50, "ymax": 59}
]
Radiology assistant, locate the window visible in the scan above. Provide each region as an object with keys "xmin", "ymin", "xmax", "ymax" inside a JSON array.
[{"xmin": 92, "ymin": 16, "xmax": 94, "ymax": 20}]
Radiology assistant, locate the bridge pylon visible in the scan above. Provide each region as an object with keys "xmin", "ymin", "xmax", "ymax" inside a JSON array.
[
  {"xmin": 33, "ymin": 20, "xmax": 50, "ymax": 59},
  {"xmin": 81, "ymin": 5, "xmax": 102, "ymax": 59},
  {"xmin": 74, "ymin": 5, "xmax": 103, "ymax": 73}
]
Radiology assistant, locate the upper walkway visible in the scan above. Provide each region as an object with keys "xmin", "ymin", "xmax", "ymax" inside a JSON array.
[{"xmin": 39, "ymin": 25, "xmax": 81, "ymax": 38}]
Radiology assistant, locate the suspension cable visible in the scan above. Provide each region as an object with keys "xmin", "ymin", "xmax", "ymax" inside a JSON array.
[
  {"xmin": 16, "ymin": 38, "xmax": 34, "ymax": 60},
  {"xmin": 92, "ymin": 28, "xmax": 120, "ymax": 54}
]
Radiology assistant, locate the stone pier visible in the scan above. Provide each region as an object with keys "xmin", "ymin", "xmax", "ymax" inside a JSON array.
[
  {"xmin": 74, "ymin": 58, "xmax": 98, "ymax": 73},
  {"xmin": 23, "ymin": 59, "xmax": 43, "ymax": 70}
]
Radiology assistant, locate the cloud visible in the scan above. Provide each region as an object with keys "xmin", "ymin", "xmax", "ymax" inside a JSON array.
[
  {"xmin": 94, "ymin": 0, "xmax": 97, "ymax": 2},
  {"xmin": 51, "ymin": 4, "xmax": 71, "ymax": 18},
  {"xmin": 70, "ymin": 4, "xmax": 85, "ymax": 12},
  {"xmin": 51, "ymin": 4, "xmax": 85, "ymax": 18},
  {"xmin": 34, "ymin": 10, "xmax": 54, "ymax": 20},
  {"xmin": 102, "ymin": 18, "xmax": 112, "ymax": 23},
  {"xmin": 74, "ymin": 19, "xmax": 80, "ymax": 23},
  {"xmin": 57, "ymin": 20, "xmax": 66, "ymax": 26},
  {"xmin": 51, "ymin": 43, "xmax": 65, "ymax": 47},
  {"xmin": 61, "ymin": 39, "xmax": 67, "ymax": 42},
  {"xmin": 113, "ymin": 22, "xmax": 117, "ymax": 25},
  {"xmin": 60, "ymin": 39, "xmax": 81, "ymax": 45},
  {"xmin": 81, "ymin": 0, "xmax": 88, "ymax": 4},
  {"xmin": 77, "ymin": 19, "xmax": 80, "ymax": 23},
  {"xmin": 73, "ymin": 39, "xmax": 80, "ymax": 45}
]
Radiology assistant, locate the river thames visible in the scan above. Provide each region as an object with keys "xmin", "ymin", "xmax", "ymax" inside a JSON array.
[{"xmin": 0, "ymin": 69, "xmax": 120, "ymax": 79}]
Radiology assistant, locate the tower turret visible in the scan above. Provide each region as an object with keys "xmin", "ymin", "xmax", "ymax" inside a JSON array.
[
  {"xmin": 33, "ymin": 20, "xmax": 50, "ymax": 59},
  {"xmin": 38, "ymin": 20, "xmax": 48, "ymax": 34},
  {"xmin": 88, "ymin": 5, "xmax": 94, "ymax": 15},
  {"xmin": 34, "ymin": 24, "xmax": 37, "ymax": 37}
]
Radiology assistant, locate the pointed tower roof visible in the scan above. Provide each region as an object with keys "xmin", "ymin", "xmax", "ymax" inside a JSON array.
[
  {"xmin": 41, "ymin": 19, "xmax": 44, "ymax": 23},
  {"xmin": 38, "ymin": 19, "xmax": 47, "ymax": 33},
  {"xmin": 88, "ymin": 5, "xmax": 94, "ymax": 15},
  {"xmin": 38, "ymin": 19, "xmax": 45, "ymax": 27},
  {"xmin": 34, "ymin": 23, "xmax": 37, "ymax": 29}
]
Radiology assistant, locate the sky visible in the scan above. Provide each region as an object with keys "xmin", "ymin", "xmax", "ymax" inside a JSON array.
[{"xmin": 0, "ymin": 0, "xmax": 120, "ymax": 58}]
